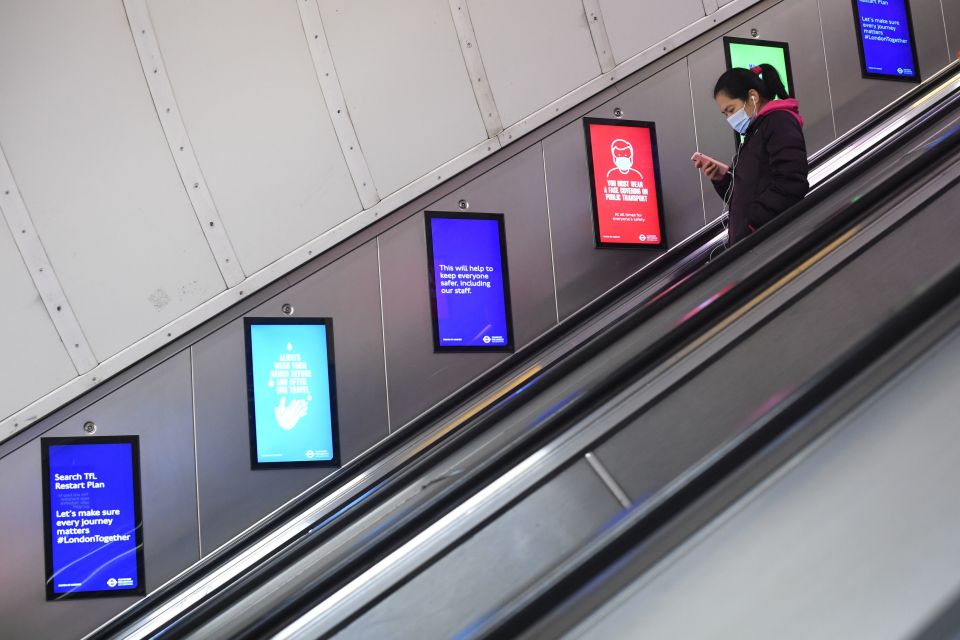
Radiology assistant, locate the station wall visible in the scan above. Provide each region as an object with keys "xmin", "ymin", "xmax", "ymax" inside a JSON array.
[{"xmin": 0, "ymin": 1, "xmax": 955, "ymax": 637}]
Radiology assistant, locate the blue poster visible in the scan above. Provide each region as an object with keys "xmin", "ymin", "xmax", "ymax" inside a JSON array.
[
  {"xmin": 426, "ymin": 213, "xmax": 514, "ymax": 351},
  {"xmin": 245, "ymin": 319, "xmax": 339, "ymax": 467},
  {"xmin": 854, "ymin": 0, "xmax": 919, "ymax": 80},
  {"xmin": 42, "ymin": 437, "xmax": 144, "ymax": 599}
]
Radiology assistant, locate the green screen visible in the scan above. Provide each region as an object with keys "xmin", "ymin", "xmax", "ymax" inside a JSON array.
[{"xmin": 725, "ymin": 41, "xmax": 792, "ymax": 96}]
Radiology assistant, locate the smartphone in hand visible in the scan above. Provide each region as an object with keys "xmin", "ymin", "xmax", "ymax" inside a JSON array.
[{"xmin": 691, "ymin": 152, "xmax": 729, "ymax": 182}]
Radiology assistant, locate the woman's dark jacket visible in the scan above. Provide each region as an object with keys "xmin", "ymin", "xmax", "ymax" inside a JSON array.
[{"xmin": 712, "ymin": 98, "xmax": 809, "ymax": 244}]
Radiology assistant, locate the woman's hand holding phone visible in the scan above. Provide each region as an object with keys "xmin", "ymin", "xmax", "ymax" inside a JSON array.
[{"xmin": 691, "ymin": 152, "xmax": 729, "ymax": 183}]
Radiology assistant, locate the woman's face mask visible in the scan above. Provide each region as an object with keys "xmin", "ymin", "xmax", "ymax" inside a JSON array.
[{"xmin": 724, "ymin": 95, "xmax": 757, "ymax": 135}]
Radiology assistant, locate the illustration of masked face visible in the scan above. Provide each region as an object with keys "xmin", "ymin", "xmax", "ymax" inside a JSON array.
[{"xmin": 611, "ymin": 140, "xmax": 634, "ymax": 173}]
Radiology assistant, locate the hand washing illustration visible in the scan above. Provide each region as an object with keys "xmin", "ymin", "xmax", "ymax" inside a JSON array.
[{"xmin": 274, "ymin": 396, "xmax": 309, "ymax": 431}]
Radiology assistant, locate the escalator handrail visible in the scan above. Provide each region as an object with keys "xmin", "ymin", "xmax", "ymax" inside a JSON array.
[
  {"xmin": 465, "ymin": 171, "xmax": 960, "ymax": 640},
  {"xmin": 207, "ymin": 71, "xmax": 960, "ymax": 640},
  {"xmin": 88, "ymin": 195, "xmax": 724, "ymax": 640},
  {"xmin": 93, "ymin": 60, "xmax": 960, "ymax": 640},
  {"xmin": 809, "ymin": 58, "xmax": 960, "ymax": 164}
]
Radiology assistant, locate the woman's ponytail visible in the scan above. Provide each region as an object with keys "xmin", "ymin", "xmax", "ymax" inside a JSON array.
[
  {"xmin": 714, "ymin": 64, "xmax": 791, "ymax": 102},
  {"xmin": 755, "ymin": 63, "xmax": 790, "ymax": 100}
]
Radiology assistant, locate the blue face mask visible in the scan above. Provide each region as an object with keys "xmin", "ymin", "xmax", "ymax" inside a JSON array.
[
  {"xmin": 727, "ymin": 97, "xmax": 757, "ymax": 135},
  {"xmin": 727, "ymin": 107, "xmax": 751, "ymax": 135}
]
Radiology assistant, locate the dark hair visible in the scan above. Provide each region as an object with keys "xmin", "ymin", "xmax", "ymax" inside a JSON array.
[{"xmin": 714, "ymin": 64, "xmax": 790, "ymax": 102}]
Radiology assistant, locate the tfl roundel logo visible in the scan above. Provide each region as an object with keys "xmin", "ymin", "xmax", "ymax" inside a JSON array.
[
  {"xmin": 482, "ymin": 336, "xmax": 492, "ymax": 344},
  {"xmin": 107, "ymin": 578, "xmax": 118, "ymax": 588},
  {"xmin": 639, "ymin": 234, "xmax": 647, "ymax": 242}
]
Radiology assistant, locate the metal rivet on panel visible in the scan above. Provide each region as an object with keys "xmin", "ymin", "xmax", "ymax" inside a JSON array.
[
  {"xmin": 179, "ymin": 146, "xmax": 184, "ymax": 151},
  {"xmin": 167, "ymin": 332, "xmax": 172, "ymax": 337},
  {"xmin": 74, "ymin": 343, "xmax": 79, "ymax": 348},
  {"xmin": 209, "ymin": 221, "xmax": 215, "ymax": 227},
  {"xmin": 56, "ymin": 305, "xmax": 62, "ymax": 311},
  {"xmin": 458, "ymin": 199, "xmax": 469, "ymax": 210},
  {"xmin": 751, "ymin": 28, "xmax": 759, "ymax": 38},
  {"xmin": 281, "ymin": 303, "xmax": 294, "ymax": 315},
  {"xmin": 193, "ymin": 183, "xmax": 199, "ymax": 188},
  {"xmin": 153, "ymin": 68, "xmax": 158, "ymax": 74},
  {"xmin": 614, "ymin": 107, "xmax": 624, "ymax": 118},
  {"xmin": 165, "ymin": 107, "xmax": 171, "ymax": 113},
  {"xmin": 83, "ymin": 421, "xmax": 96, "ymax": 434}
]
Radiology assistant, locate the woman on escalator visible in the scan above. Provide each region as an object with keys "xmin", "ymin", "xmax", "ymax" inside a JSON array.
[{"xmin": 692, "ymin": 64, "xmax": 809, "ymax": 245}]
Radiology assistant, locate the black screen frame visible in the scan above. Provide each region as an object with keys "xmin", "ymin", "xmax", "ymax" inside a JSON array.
[
  {"xmin": 40, "ymin": 435, "xmax": 146, "ymax": 601},
  {"xmin": 582, "ymin": 118, "xmax": 668, "ymax": 250},
  {"xmin": 722, "ymin": 37, "xmax": 796, "ymax": 98},
  {"xmin": 424, "ymin": 211, "xmax": 516, "ymax": 353},
  {"xmin": 243, "ymin": 317, "xmax": 342, "ymax": 470},
  {"xmin": 851, "ymin": 0, "xmax": 922, "ymax": 84},
  {"xmin": 722, "ymin": 37, "xmax": 797, "ymax": 148}
]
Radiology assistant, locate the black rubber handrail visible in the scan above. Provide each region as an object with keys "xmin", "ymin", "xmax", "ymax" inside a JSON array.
[
  {"xmin": 96, "ymin": 61, "xmax": 960, "ymax": 640},
  {"xmin": 137, "ymin": 56, "xmax": 958, "ymax": 619},
  {"xmin": 89, "ymin": 202, "xmax": 722, "ymax": 640},
  {"xmin": 158, "ymin": 71, "xmax": 960, "ymax": 640},
  {"xmin": 213, "ymin": 75, "xmax": 960, "ymax": 640},
  {"xmin": 466, "ymin": 175, "xmax": 960, "ymax": 640},
  {"xmin": 809, "ymin": 58, "xmax": 959, "ymax": 163},
  {"xmin": 144, "ymin": 227, "xmax": 732, "ymax": 640}
]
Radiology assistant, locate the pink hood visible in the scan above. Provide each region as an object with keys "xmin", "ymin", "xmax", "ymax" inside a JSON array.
[{"xmin": 758, "ymin": 98, "xmax": 804, "ymax": 128}]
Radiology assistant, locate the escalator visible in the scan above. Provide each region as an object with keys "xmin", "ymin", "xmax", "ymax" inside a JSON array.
[
  {"xmin": 491, "ymin": 284, "xmax": 960, "ymax": 640},
  {"xmin": 89, "ymin": 60, "xmax": 960, "ymax": 640}
]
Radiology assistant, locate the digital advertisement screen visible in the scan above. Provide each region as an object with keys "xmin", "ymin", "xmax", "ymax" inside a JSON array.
[
  {"xmin": 583, "ymin": 118, "xmax": 666, "ymax": 248},
  {"xmin": 723, "ymin": 37, "xmax": 794, "ymax": 98},
  {"xmin": 41, "ymin": 436, "xmax": 145, "ymax": 600},
  {"xmin": 852, "ymin": 0, "xmax": 920, "ymax": 82},
  {"xmin": 425, "ymin": 212, "xmax": 514, "ymax": 351},
  {"xmin": 724, "ymin": 38, "xmax": 795, "ymax": 145},
  {"xmin": 244, "ymin": 318, "xmax": 340, "ymax": 468}
]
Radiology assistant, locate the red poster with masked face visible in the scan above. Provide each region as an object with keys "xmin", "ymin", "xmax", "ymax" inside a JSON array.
[{"xmin": 583, "ymin": 118, "xmax": 667, "ymax": 248}]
